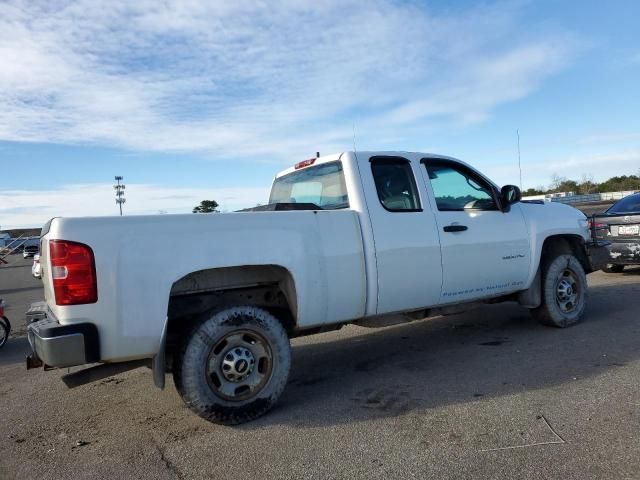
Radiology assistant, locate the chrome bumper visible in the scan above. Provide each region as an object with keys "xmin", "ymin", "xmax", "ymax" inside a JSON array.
[{"xmin": 26, "ymin": 314, "xmax": 100, "ymax": 369}]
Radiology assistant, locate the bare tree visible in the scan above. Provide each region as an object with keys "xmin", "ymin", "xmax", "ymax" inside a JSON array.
[
  {"xmin": 580, "ymin": 173, "xmax": 596, "ymax": 194},
  {"xmin": 550, "ymin": 173, "xmax": 567, "ymax": 192}
]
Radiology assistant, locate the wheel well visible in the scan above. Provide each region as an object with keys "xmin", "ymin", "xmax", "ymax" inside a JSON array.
[
  {"xmin": 165, "ymin": 265, "xmax": 297, "ymax": 360},
  {"xmin": 540, "ymin": 235, "xmax": 591, "ymax": 273}
]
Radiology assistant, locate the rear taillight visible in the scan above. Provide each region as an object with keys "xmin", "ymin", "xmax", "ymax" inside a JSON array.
[
  {"xmin": 588, "ymin": 220, "xmax": 608, "ymax": 231},
  {"xmin": 588, "ymin": 220, "xmax": 609, "ymax": 240},
  {"xmin": 49, "ymin": 240, "xmax": 97, "ymax": 305}
]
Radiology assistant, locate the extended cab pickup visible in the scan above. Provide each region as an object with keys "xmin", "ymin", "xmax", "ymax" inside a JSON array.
[{"xmin": 27, "ymin": 151, "xmax": 606, "ymax": 424}]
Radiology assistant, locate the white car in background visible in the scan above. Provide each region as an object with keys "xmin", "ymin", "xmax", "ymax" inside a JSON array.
[{"xmin": 31, "ymin": 254, "xmax": 41, "ymax": 279}]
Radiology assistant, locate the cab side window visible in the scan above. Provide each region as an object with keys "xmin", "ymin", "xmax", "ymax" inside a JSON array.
[
  {"xmin": 371, "ymin": 157, "xmax": 422, "ymax": 212},
  {"xmin": 424, "ymin": 161, "xmax": 498, "ymax": 211}
]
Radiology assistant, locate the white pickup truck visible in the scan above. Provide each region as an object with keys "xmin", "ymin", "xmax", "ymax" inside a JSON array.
[{"xmin": 27, "ymin": 151, "xmax": 607, "ymax": 424}]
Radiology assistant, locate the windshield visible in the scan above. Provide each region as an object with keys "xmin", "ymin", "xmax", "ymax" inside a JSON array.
[
  {"xmin": 607, "ymin": 193, "xmax": 640, "ymax": 214},
  {"xmin": 269, "ymin": 161, "xmax": 349, "ymax": 209}
]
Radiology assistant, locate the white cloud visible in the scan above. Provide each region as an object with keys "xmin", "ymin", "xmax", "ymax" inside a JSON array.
[
  {"xmin": 387, "ymin": 43, "xmax": 573, "ymax": 125},
  {"xmin": 0, "ymin": 183, "xmax": 270, "ymax": 229},
  {"xmin": 577, "ymin": 131, "xmax": 640, "ymax": 146},
  {"xmin": 539, "ymin": 150, "xmax": 640, "ymax": 175},
  {"xmin": 0, "ymin": 0, "xmax": 580, "ymax": 159}
]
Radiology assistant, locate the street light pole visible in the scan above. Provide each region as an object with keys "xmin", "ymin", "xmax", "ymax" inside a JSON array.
[{"xmin": 114, "ymin": 176, "xmax": 126, "ymax": 216}]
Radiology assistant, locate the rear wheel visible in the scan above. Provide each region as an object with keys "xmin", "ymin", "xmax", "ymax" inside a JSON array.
[
  {"xmin": 173, "ymin": 306, "xmax": 291, "ymax": 425},
  {"xmin": 531, "ymin": 253, "xmax": 587, "ymax": 328},
  {"xmin": 602, "ymin": 264, "xmax": 624, "ymax": 273}
]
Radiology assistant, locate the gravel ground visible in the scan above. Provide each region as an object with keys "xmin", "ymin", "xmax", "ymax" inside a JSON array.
[{"xmin": 1, "ymin": 255, "xmax": 640, "ymax": 479}]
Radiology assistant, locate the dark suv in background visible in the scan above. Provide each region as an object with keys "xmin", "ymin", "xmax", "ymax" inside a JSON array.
[{"xmin": 591, "ymin": 192, "xmax": 640, "ymax": 272}]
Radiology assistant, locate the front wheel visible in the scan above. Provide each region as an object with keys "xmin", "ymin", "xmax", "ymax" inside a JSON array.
[
  {"xmin": 531, "ymin": 254, "xmax": 587, "ymax": 328},
  {"xmin": 173, "ymin": 306, "xmax": 291, "ymax": 425}
]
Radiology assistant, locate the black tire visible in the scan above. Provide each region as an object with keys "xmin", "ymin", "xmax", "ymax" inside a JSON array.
[
  {"xmin": 602, "ymin": 264, "xmax": 624, "ymax": 273},
  {"xmin": 531, "ymin": 254, "xmax": 587, "ymax": 328},
  {"xmin": 0, "ymin": 316, "xmax": 10, "ymax": 349},
  {"xmin": 173, "ymin": 306, "xmax": 291, "ymax": 425}
]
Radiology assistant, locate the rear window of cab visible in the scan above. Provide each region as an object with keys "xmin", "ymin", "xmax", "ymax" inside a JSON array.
[{"xmin": 269, "ymin": 161, "xmax": 349, "ymax": 209}]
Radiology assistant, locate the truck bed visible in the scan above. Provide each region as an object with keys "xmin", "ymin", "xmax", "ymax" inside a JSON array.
[{"xmin": 40, "ymin": 210, "xmax": 367, "ymax": 360}]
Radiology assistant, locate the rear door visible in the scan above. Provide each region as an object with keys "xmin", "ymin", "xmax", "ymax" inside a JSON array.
[
  {"xmin": 420, "ymin": 158, "xmax": 530, "ymax": 303},
  {"xmin": 361, "ymin": 154, "xmax": 443, "ymax": 314}
]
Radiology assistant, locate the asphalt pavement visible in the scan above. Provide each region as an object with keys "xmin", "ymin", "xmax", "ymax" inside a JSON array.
[{"xmin": 1, "ymin": 254, "xmax": 640, "ymax": 479}]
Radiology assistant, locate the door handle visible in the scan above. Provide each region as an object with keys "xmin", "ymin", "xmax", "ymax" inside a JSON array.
[{"xmin": 443, "ymin": 225, "xmax": 468, "ymax": 232}]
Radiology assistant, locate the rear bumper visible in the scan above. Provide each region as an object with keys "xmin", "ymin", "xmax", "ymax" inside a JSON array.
[
  {"xmin": 605, "ymin": 240, "xmax": 640, "ymax": 265},
  {"xmin": 27, "ymin": 315, "xmax": 100, "ymax": 369}
]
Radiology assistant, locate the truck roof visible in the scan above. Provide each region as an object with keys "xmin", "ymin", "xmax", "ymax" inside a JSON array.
[{"xmin": 274, "ymin": 151, "xmax": 459, "ymax": 179}]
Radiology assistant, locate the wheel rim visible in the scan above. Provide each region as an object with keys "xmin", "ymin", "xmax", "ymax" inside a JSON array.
[
  {"xmin": 205, "ymin": 330, "xmax": 273, "ymax": 401},
  {"xmin": 555, "ymin": 268, "xmax": 581, "ymax": 313}
]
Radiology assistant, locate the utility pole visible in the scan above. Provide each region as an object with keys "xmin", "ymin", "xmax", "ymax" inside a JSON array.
[
  {"xmin": 517, "ymin": 129, "xmax": 523, "ymax": 190},
  {"xmin": 114, "ymin": 176, "xmax": 126, "ymax": 216}
]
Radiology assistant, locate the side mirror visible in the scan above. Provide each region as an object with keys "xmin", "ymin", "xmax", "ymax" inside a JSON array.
[{"xmin": 500, "ymin": 185, "xmax": 521, "ymax": 211}]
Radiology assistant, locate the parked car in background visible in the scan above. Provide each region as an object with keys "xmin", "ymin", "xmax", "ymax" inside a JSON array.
[
  {"xmin": 591, "ymin": 192, "xmax": 640, "ymax": 272},
  {"xmin": 23, "ymin": 246, "xmax": 39, "ymax": 259},
  {"xmin": 32, "ymin": 255, "xmax": 41, "ymax": 279}
]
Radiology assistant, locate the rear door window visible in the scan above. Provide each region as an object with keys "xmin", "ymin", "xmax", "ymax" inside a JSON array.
[{"xmin": 370, "ymin": 157, "xmax": 422, "ymax": 212}]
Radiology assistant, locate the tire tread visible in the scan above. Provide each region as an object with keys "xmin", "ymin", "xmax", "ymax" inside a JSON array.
[
  {"xmin": 173, "ymin": 306, "xmax": 291, "ymax": 425},
  {"xmin": 531, "ymin": 253, "xmax": 587, "ymax": 328}
]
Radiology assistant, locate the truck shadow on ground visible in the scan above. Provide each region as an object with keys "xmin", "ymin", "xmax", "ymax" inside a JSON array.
[{"xmin": 249, "ymin": 275, "xmax": 640, "ymax": 429}]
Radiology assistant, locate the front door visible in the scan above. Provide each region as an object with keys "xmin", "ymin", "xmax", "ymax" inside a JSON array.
[{"xmin": 421, "ymin": 159, "xmax": 530, "ymax": 304}]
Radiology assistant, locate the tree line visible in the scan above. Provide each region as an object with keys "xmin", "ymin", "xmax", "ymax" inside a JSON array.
[{"xmin": 523, "ymin": 173, "xmax": 640, "ymax": 197}]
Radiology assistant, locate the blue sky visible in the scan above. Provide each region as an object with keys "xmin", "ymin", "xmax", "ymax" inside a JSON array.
[{"xmin": 1, "ymin": 0, "xmax": 639, "ymax": 228}]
